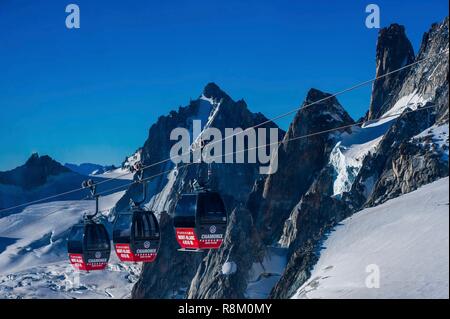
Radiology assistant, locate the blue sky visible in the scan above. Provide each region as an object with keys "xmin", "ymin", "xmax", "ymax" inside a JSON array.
[{"xmin": 0, "ymin": 0, "xmax": 448, "ymax": 170}]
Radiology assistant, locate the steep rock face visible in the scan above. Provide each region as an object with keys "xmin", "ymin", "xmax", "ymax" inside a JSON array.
[
  {"xmin": 395, "ymin": 17, "xmax": 449, "ymax": 124},
  {"xmin": 115, "ymin": 86, "xmax": 216, "ymax": 212},
  {"xmin": 370, "ymin": 18, "xmax": 448, "ymax": 123},
  {"xmin": 272, "ymin": 109, "xmax": 448, "ymax": 299},
  {"xmin": 368, "ymin": 24, "xmax": 415, "ymax": 120},
  {"xmin": 254, "ymin": 88, "xmax": 354, "ymax": 244},
  {"xmin": 271, "ymin": 194, "xmax": 350, "ymax": 299},
  {"xmin": 278, "ymin": 165, "xmax": 335, "ymax": 249},
  {"xmin": 130, "ymin": 83, "xmax": 283, "ymax": 298},
  {"xmin": 351, "ymin": 17, "xmax": 449, "ymax": 208},
  {"xmin": 188, "ymin": 206, "xmax": 265, "ymax": 299},
  {"xmin": 369, "ymin": 141, "xmax": 448, "ymax": 205},
  {"xmin": 271, "ymin": 162, "xmax": 352, "ymax": 298},
  {"xmin": 132, "ymin": 212, "xmax": 204, "ymax": 298}
]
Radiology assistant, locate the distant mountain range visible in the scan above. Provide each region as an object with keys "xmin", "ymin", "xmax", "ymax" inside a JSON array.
[
  {"xmin": 64, "ymin": 163, "xmax": 117, "ymax": 176},
  {"xmin": 0, "ymin": 154, "xmax": 128, "ymax": 218}
]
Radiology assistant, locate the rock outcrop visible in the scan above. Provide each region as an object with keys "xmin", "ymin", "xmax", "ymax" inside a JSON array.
[{"xmin": 368, "ymin": 24, "xmax": 415, "ymax": 120}]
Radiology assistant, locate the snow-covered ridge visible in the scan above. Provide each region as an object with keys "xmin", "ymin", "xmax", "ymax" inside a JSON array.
[
  {"xmin": 293, "ymin": 177, "xmax": 449, "ymax": 299},
  {"xmin": 383, "ymin": 90, "xmax": 431, "ymax": 117},
  {"xmin": 412, "ymin": 123, "xmax": 449, "ymax": 162},
  {"xmin": 365, "ymin": 91, "xmax": 431, "ymax": 128},
  {"xmin": 328, "ymin": 90, "xmax": 435, "ymax": 198},
  {"xmin": 122, "ymin": 150, "xmax": 142, "ymax": 171},
  {"xmin": 193, "ymin": 95, "xmax": 221, "ymax": 146}
]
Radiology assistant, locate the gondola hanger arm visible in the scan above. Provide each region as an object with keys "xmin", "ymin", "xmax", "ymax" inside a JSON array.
[
  {"xmin": 82, "ymin": 179, "xmax": 100, "ymax": 220},
  {"xmin": 129, "ymin": 161, "xmax": 147, "ymax": 208}
]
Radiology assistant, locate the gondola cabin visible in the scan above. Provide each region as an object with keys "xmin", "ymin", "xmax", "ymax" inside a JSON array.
[
  {"xmin": 174, "ymin": 191, "xmax": 227, "ymax": 251},
  {"xmin": 113, "ymin": 209, "xmax": 160, "ymax": 262},
  {"xmin": 67, "ymin": 222, "xmax": 111, "ymax": 271}
]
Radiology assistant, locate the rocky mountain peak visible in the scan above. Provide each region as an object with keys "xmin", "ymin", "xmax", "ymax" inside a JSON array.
[
  {"xmin": 377, "ymin": 23, "xmax": 415, "ymax": 64},
  {"xmin": 368, "ymin": 23, "xmax": 415, "ymax": 120},
  {"xmin": 24, "ymin": 153, "xmax": 60, "ymax": 168},
  {"xmin": 129, "ymin": 83, "xmax": 284, "ymax": 299},
  {"xmin": 304, "ymin": 88, "xmax": 334, "ymax": 104},
  {"xmin": 26, "ymin": 152, "xmax": 40, "ymax": 163},
  {"xmin": 289, "ymin": 88, "xmax": 354, "ymax": 140},
  {"xmin": 202, "ymin": 82, "xmax": 231, "ymax": 102},
  {"xmin": 301, "ymin": 88, "xmax": 352, "ymax": 120}
]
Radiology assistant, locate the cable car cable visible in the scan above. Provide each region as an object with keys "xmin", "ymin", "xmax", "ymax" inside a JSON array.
[
  {"xmin": 90, "ymin": 102, "xmax": 442, "ymax": 204},
  {"xmin": 6, "ymin": 102, "xmax": 442, "ymax": 236},
  {"xmin": 0, "ymin": 49, "xmax": 447, "ymax": 215}
]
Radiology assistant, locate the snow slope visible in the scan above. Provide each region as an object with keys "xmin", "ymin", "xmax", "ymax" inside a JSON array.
[
  {"xmin": 245, "ymin": 247, "xmax": 287, "ymax": 299},
  {"xmin": 0, "ymin": 190, "xmax": 140, "ymax": 299},
  {"xmin": 65, "ymin": 163, "xmax": 116, "ymax": 176},
  {"xmin": 329, "ymin": 120, "xmax": 391, "ymax": 197},
  {"xmin": 363, "ymin": 91, "xmax": 431, "ymax": 128},
  {"xmin": 93, "ymin": 167, "xmax": 133, "ymax": 180},
  {"xmin": 0, "ymin": 171, "xmax": 131, "ymax": 220},
  {"xmin": 382, "ymin": 91, "xmax": 431, "ymax": 119},
  {"xmin": 293, "ymin": 177, "xmax": 449, "ymax": 299}
]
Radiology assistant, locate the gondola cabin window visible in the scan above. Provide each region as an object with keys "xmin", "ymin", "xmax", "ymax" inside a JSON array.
[
  {"xmin": 174, "ymin": 195, "xmax": 197, "ymax": 228},
  {"xmin": 68, "ymin": 225, "xmax": 83, "ymax": 253},
  {"xmin": 85, "ymin": 224, "xmax": 109, "ymax": 251},
  {"xmin": 114, "ymin": 214, "xmax": 132, "ymax": 242},
  {"xmin": 134, "ymin": 213, "xmax": 152, "ymax": 240},
  {"xmin": 198, "ymin": 193, "xmax": 226, "ymax": 224}
]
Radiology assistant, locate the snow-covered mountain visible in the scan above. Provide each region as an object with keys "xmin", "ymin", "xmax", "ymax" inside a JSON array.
[
  {"xmin": 0, "ymin": 154, "xmax": 85, "ymax": 218},
  {"xmin": 0, "ymin": 154, "xmax": 131, "ymax": 218},
  {"xmin": 1, "ymin": 153, "xmax": 71, "ymax": 190}
]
